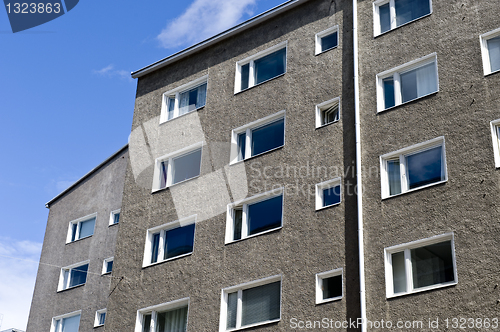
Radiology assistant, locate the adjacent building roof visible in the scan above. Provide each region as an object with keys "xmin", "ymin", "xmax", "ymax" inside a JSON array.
[{"xmin": 131, "ymin": 0, "xmax": 309, "ymax": 79}]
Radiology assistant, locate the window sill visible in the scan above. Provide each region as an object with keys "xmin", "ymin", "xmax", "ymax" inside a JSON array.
[
  {"xmin": 224, "ymin": 318, "xmax": 280, "ymax": 332},
  {"xmin": 225, "ymin": 226, "xmax": 282, "ymax": 245},
  {"xmin": 316, "ymin": 296, "xmax": 342, "ymax": 305},
  {"xmin": 66, "ymin": 235, "xmax": 93, "ymax": 245},
  {"xmin": 142, "ymin": 252, "xmax": 193, "ymax": 269},
  {"xmin": 381, "ymin": 179, "xmax": 447, "ymax": 200},
  {"xmin": 315, "ymin": 45, "xmax": 338, "ymax": 56},
  {"xmin": 374, "ymin": 12, "xmax": 432, "ymax": 38},
  {"xmin": 234, "ymin": 73, "xmax": 286, "ymax": 95},
  {"xmin": 159, "ymin": 106, "xmax": 204, "ymax": 125},
  {"xmin": 57, "ymin": 283, "xmax": 85, "ymax": 293},
  {"xmin": 315, "ymin": 201, "xmax": 341, "ymax": 211},
  {"xmin": 387, "ymin": 281, "xmax": 457, "ymax": 299},
  {"xmin": 94, "ymin": 324, "xmax": 104, "ymax": 328},
  {"xmin": 109, "ymin": 222, "xmax": 119, "ymax": 227},
  {"xmin": 152, "ymin": 175, "xmax": 201, "ymax": 193},
  {"xmin": 377, "ymin": 90, "xmax": 438, "ymax": 114},
  {"xmin": 315, "ymin": 118, "xmax": 339, "ymax": 130},
  {"xmin": 102, "ymin": 272, "xmax": 111, "ymax": 276},
  {"xmin": 485, "ymin": 69, "xmax": 500, "ymax": 77},
  {"xmin": 230, "ymin": 145, "xmax": 284, "ymax": 166}
]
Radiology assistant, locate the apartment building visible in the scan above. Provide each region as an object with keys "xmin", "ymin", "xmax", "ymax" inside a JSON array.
[{"xmin": 27, "ymin": 0, "xmax": 500, "ymax": 331}]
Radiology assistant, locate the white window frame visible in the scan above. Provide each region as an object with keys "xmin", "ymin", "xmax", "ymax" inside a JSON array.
[
  {"xmin": 109, "ymin": 209, "xmax": 121, "ymax": 226},
  {"xmin": 160, "ymin": 75, "xmax": 208, "ymax": 124},
  {"xmin": 315, "ymin": 268, "xmax": 343, "ymax": 304},
  {"xmin": 94, "ymin": 309, "xmax": 107, "ymax": 327},
  {"xmin": 315, "ymin": 177, "xmax": 342, "ymax": 210},
  {"xmin": 234, "ymin": 41, "xmax": 287, "ymax": 93},
  {"xmin": 134, "ymin": 298, "xmax": 190, "ymax": 332},
  {"xmin": 143, "ymin": 215, "xmax": 197, "ymax": 267},
  {"xmin": 384, "ymin": 233, "xmax": 458, "ymax": 298},
  {"xmin": 66, "ymin": 212, "xmax": 97, "ymax": 243},
  {"xmin": 490, "ymin": 119, "xmax": 500, "ymax": 167},
  {"xmin": 373, "ymin": 0, "xmax": 433, "ymax": 36},
  {"xmin": 230, "ymin": 110, "xmax": 286, "ymax": 165},
  {"xmin": 50, "ymin": 310, "xmax": 81, "ymax": 332},
  {"xmin": 219, "ymin": 275, "xmax": 282, "ymax": 332},
  {"xmin": 225, "ymin": 188, "xmax": 284, "ymax": 244},
  {"xmin": 102, "ymin": 257, "xmax": 114, "ymax": 275},
  {"xmin": 315, "ymin": 25, "xmax": 339, "ymax": 55},
  {"xmin": 315, "ymin": 97, "xmax": 340, "ymax": 128},
  {"xmin": 480, "ymin": 27, "xmax": 500, "ymax": 76},
  {"xmin": 57, "ymin": 260, "xmax": 90, "ymax": 292},
  {"xmin": 376, "ymin": 53, "xmax": 438, "ymax": 113},
  {"xmin": 380, "ymin": 136, "xmax": 447, "ymax": 199},
  {"xmin": 152, "ymin": 142, "xmax": 204, "ymax": 192}
]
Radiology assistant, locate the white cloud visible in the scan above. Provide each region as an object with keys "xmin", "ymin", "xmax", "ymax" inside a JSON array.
[
  {"xmin": 93, "ymin": 64, "xmax": 132, "ymax": 81},
  {"xmin": 157, "ymin": 0, "xmax": 258, "ymax": 49},
  {"xmin": 0, "ymin": 237, "xmax": 42, "ymax": 331}
]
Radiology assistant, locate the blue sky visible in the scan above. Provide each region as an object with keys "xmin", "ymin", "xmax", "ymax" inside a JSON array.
[{"xmin": 0, "ymin": 0, "xmax": 285, "ymax": 329}]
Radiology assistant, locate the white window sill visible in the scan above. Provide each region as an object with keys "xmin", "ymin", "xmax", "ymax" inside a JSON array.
[
  {"xmin": 66, "ymin": 235, "xmax": 93, "ymax": 245},
  {"xmin": 485, "ymin": 68, "xmax": 500, "ymax": 77},
  {"xmin": 377, "ymin": 91, "xmax": 438, "ymax": 114},
  {"xmin": 387, "ymin": 280, "xmax": 457, "ymax": 299},
  {"xmin": 108, "ymin": 222, "xmax": 119, "ymax": 227},
  {"xmin": 316, "ymin": 295, "xmax": 342, "ymax": 305},
  {"xmin": 102, "ymin": 271, "xmax": 111, "ymax": 276},
  {"xmin": 315, "ymin": 118, "xmax": 340, "ymax": 130},
  {"xmin": 234, "ymin": 73, "xmax": 286, "ymax": 95},
  {"xmin": 142, "ymin": 252, "xmax": 193, "ymax": 269},
  {"xmin": 374, "ymin": 12, "xmax": 432, "ymax": 38},
  {"xmin": 57, "ymin": 283, "xmax": 85, "ymax": 293},
  {"xmin": 94, "ymin": 324, "xmax": 104, "ymax": 328},
  {"xmin": 224, "ymin": 318, "xmax": 281, "ymax": 332},
  {"xmin": 315, "ymin": 45, "xmax": 338, "ymax": 56},
  {"xmin": 225, "ymin": 226, "xmax": 282, "ymax": 245},
  {"xmin": 229, "ymin": 145, "xmax": 284, "ymax": 166},
  {"xmin": 315, "ymin": 201, "xmax": 341, "ymax": 211},
  {"xmin": 152, "ymin": 174, "xmax": 201, "ymax": 193},
  {"xmin": 159, "ymin": 106, "xmax": 204, "ymax": 125},
  {"xmin": 382, "ymin": 179, "xmax": 447, "ymax": 200}
]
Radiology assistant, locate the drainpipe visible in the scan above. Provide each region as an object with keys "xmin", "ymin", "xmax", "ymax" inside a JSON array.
[{"xmin": 352, "ymin": 0, "xmax": 367, "ymax": 331}]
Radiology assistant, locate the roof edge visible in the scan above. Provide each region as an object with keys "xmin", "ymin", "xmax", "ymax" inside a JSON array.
[
  {"xmin": 45, "ymin": 144, "xmax": 129, "ymax": 208},
  {"xmin": 131, "ymin": 0, "xmax": 309, "ymax": 79}
]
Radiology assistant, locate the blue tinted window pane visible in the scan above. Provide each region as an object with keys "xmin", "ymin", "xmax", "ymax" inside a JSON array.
[
  {"xmin": 99, "ymin": 312, "xmax": 106, "ymax": 325},
  {"xmin": 61, "ymin": 314, "xmax": 80, "ymax": 332},
  {"xmin": 323, "ymin": 275, "xmax": 342, "ymax": 299},
  {"xmin": 379, "ymin": 3, "xmax": 391, "ymax": 33},
  {"xmin": 251, "ymin": 118, "xmax": 284, "ymax": 157},
  {"xmin": 226, "ymin": 292, "xmax": 238, "ymax": 329},
  {"xmin": 172, "ymin": 149, "xmax": 202, "ymax": 184},
  {"xmin": 254, "ymin": 48, "xmax": 286, "ymax": 85},
  {"xmin": 238, "ymin": 133, "xmax": 246, "ymax": 161},
  {"xmin": 241, "ymin": 63, "xmax": 250, "ymax": 90},
  {"xmin": 323, "ymin": 185, "xmax": 341, "ymax": 207},
  {"xmin": 113, "ymin": 213, "xmax": 120, "ymax": 224},
  {"xmin": 487, "ymin": 35, "xmax": 500, "ymax": 73},
  {"xmin": 71, "ymin": 223, "xmax": 77, "ymax": 242},
  {"xmin": 395, "ymin": 0, "xmax": 431, "ymax": 27},
  {"xmin": 241, "ymin": 281, "xmax": 281, "ymax": 326},
  {"xmin": 106, "ymin": 260, "xmax": 113, "ymax": 273},
  {"xmin": 406, "ymin": 146, "xmax": 443, "ymax": 189},
  {"xmin": 400, "ymin": 62, "xmax": 437, "ymax": 103},
  {"xmin": 178, "ymin": 83, "xmax": 207, "ymax": 115},
  {"xmin": 321, "ymin": 32, "xmax": 338, "ymax": 52},
  {"xmin": 233, "ymin": 208, "xmax": 242, "ymax": 241},
  {"xmin": 411, "ymin": 241, "xmax": 454, "ymax": 289},
  {"xmin": 69, "ymin": 264, "xmax": 88, "ymax": 287},
  {"xmin": 151, "ymin": 233, "xmax": 160, "ymax": 263},
  {"xmin": 383, "ymin": 77, "xmax": 395, "ymax": 109},
  {"xmin": 79, "ymin": 218, "xmax": 95, "ymax": 239},
  {"xmin": 164, "ymin": 223, "xmax": 195, "ymax": 259},
  {"xmin": 248, "ymin": 195, "xmax": 282, "ymax": 235},
  {"xmin": 391, "ymin": 251, "xmax": 406, "ymax": 293},
  {"xmin": 167, "ymin": 97, "xmax": 175, "ymax": 120},
  {"xmin": 387, "ymin": 159, "xmax": 402, "ymax": 196}
]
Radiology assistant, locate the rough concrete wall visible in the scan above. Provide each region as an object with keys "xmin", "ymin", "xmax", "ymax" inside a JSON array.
[
  {"xmin": 357, "ymin": 0, "xmax": 500, "ymax": 329},
  {"xmin": 26, "ymin": 148, "xmax": 128, "ymax": 332},
  {"xmin": 107, "ymin": 0, "xmax": 359, "ymax": 331}
]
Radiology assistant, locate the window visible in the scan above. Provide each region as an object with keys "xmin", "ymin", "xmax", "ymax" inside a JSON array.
[
  {"xmin": 490, "ymin": 119, "xmax": 500, "ymax": 167},
  {"xmin": 234, "ymin": 42, "xmax": 287, "ymax": 93},
  {"xmin": 384, "ymin": 233, "xmax": 457, "ymax": 298},
  {"xmin": 225, "ymin": 188, "xmax": 283, "ymax": 243},
  {"xmin": 316, "ymin": 269, "xmax": 343, "ymax": 304},
  {"xmin": 152, "ymin": 143, "xmax": 203, "ymax": 191},
  {"xmin": 373, "ymin": 0, "xmax": 432, "ymax": 36},
  {"xmin": 377, "ymin": 53, "xmax": 438, "ymax": 112},
  {"xmin": 110, "ymin": 209, "xmax": 120, "ymax": 225},
  {"xmin": 220, "ymin": 275, "xmax": 281, "ymax": 331},
  {"xmin": 135, "ymin": 298, "xmax": 189, "ymax": 332},
  {"xmin": 315, "ymin": 178, "xmax": 341, "ymax": 210},
  {"xmin": 95, "ymin": 309, "xmax": 106, "ymax": 327},
  {"xmin": 58, "ymin": 261, "xmax": 89, "ymax": 291},
  {"xmin": 160, "ymin": 75, "xmax": 208, "ymax": 123},
  {"xmin": 315, "ymin": 26, "xmax": 339, "ymax": 55},
  {"xmin": 51, "ymin": 311, "xmax": 81, "ymax": 332},
  {"xmin": 380, "ymin": 137, "xmax": 447, "ymax": 199},
  {"xmin": 480, "ymin": 27, "xmax": 500, "ymax": 76},
  {"xmin": 143, "ymin": 215, "xmax": 196, "ymax": 267},
  {"xmin": 315, "ymin": 98, "xmax": 340, "ymax": 128},
  {"xmin": 230, "ymin": 111, "xmax": 285, "ymax": 164},
  {"xmin": 102, "ymin": 257, "xmax": 113, "ymax": 274},
  {"xmin": 66, "ymin": 213, "xmax": 96, "ymax": 243}
]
